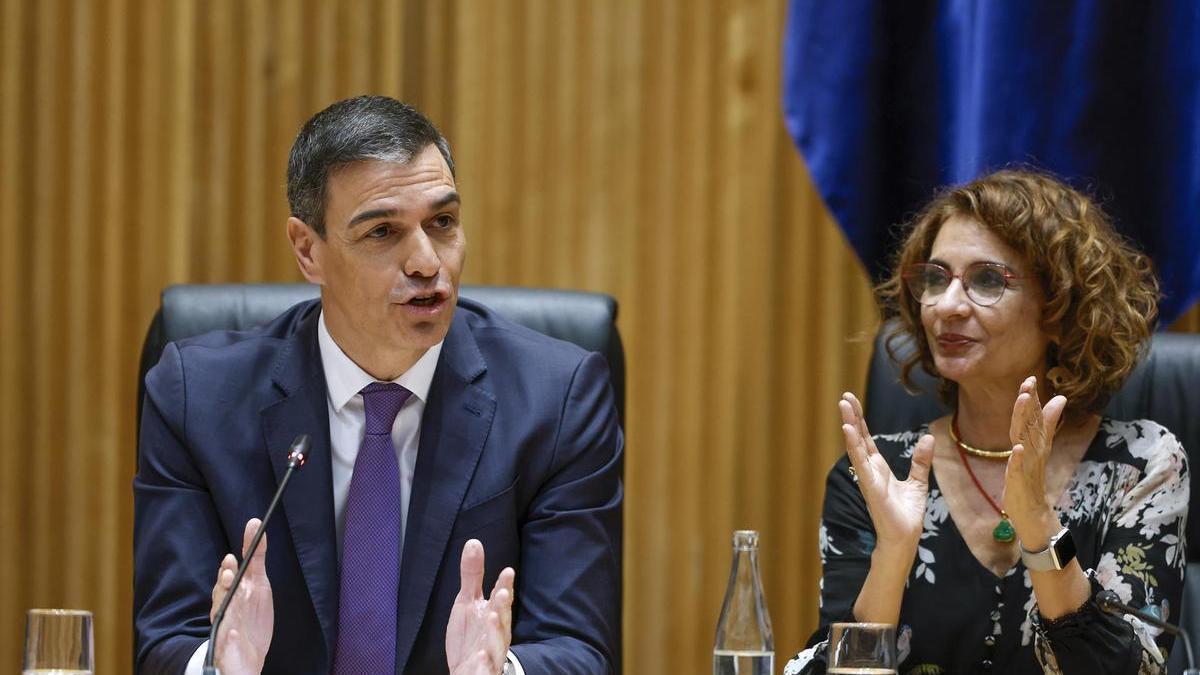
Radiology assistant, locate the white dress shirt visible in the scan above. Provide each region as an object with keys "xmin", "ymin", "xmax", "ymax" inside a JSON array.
[
  {"xmin": 186, "ymin": 312, "xmax": 521, "ymax": 674},
  {"xmin": 318, "ymin": 312, "xmax": 440, "ymax": 556}
]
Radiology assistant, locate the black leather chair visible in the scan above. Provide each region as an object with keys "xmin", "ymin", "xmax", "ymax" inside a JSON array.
[
  {"xmin": 137, "ymin": 283, "xmax": 626, "ymax": 432},
  {"xmin": 863, "ymin": 322, "xmax": 1200, "ymax": 673}
]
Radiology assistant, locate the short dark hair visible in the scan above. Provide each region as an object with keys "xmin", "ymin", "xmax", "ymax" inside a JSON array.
[{"xmin": 286, "ymin": 95, "xmax": 455, "ymax": 237}]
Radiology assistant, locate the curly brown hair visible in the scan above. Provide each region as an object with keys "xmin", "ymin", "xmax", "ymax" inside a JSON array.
[{"xmin": 877, "ymin": 169, "xmax": 1160, "ymax": 417}]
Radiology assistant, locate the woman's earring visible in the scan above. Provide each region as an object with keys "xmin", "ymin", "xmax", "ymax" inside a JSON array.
[{"xmin": 1046, "ymin": 366, "xmax": 1069, "ymax": 389}]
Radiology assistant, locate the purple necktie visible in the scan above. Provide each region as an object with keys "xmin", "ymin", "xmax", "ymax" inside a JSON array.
[{"xmin": 333, "ymin": 382, "xmax": 411, "ymax": 674}]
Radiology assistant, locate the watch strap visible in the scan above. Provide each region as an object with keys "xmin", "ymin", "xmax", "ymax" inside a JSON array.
[{"xmin": 1020, "ymin": 526, "xmax": 1076, "ymax": 572}]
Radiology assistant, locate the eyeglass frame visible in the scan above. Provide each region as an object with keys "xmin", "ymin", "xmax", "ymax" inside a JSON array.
[{"xmin": 901, "ymin": 261, "xmax": 1032, "ymax": 307}]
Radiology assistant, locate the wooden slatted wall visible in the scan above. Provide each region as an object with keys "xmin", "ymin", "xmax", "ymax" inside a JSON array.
[{"xmin": 1, "ymin": 1, "xmax": 1195, "ymax": 672}]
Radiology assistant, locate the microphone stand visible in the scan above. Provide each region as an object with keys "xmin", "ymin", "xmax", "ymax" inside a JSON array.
[
  {"xmin": 1096, "ymin": 590, "xmax": 1198, "ymax": 674},
  {"xmin": 203, "ymin": 435, "xmax": 310, "ymax": 675}
]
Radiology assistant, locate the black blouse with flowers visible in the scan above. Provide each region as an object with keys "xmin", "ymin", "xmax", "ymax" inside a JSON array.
[{"xmin": 784, "ymin": 419, "xmax": 1188, "ymax": 675}]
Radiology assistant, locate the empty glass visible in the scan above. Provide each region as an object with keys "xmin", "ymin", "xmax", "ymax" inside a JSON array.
[
  {"xmin": 827, "ymin": 622, "xmax": 896, "ymax": 675},
  {"xmin": 23, "ymin": 609, "xmax": 94, "ymax": 675}
]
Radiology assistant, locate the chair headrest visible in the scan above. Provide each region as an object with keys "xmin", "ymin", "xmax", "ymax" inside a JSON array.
[{"xmin": 138, "ymin": 283, "xmax": 625, "ymax": 429}]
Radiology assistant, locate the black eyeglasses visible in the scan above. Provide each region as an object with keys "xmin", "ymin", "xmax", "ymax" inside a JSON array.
[{"xmin": 902, "ymin": 262, "xmax": 1028, "ymax": 307}]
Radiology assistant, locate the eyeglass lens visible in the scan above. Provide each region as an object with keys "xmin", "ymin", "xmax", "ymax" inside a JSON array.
[{"xmin": 906, "ymin": 263, "xmax": 1009, "ymax": 306}]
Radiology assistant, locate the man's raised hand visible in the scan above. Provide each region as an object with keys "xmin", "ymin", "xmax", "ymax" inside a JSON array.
[
  {"xmin": 446, "ymin": 539, "xmax": 515, "ymax": 675},
  {"xmin": 209, "ymin": 518, "xmax": 273, "ymax": 675}
]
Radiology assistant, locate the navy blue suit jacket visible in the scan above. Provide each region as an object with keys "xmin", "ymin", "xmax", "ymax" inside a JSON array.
[{"xmin": 133, "ymin": 298, "xmax": 623, "ymax": 674}]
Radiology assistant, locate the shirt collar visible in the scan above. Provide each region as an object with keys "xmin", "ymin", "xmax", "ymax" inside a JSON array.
[{"xmin": 317, "ymin": 310, "xmax": 443, "ymax": 413}]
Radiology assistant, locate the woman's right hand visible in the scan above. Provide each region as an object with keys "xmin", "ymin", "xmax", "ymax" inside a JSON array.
[{"xmin": 839, "ymin": 392, "xmax": 934, "ymax": 552}]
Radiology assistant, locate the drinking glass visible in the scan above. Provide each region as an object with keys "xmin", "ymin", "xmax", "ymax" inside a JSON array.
[
  {"xmin": 827, "ymin": 622, "xmax": 897, "ymax": 675},
  {"xmin": 23, "ymin": 609, "xmax": 94, "ymax": 675}
]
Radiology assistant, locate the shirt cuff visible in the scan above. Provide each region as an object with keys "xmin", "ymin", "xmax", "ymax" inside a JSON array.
[
  {"xmin": 184, "ymin": 640, "xmax": 208, "ymax": 675},
  {"xmin": 507, "ymin": 648, "xmax": 526, "ymax": 675}
]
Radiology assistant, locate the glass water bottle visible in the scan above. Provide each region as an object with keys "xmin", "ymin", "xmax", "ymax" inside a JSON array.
[{"xmin": 714, "ymin": 530, "xmax": 774, "ymax": 675}]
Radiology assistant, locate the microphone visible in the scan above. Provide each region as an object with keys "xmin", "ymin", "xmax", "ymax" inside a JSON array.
[
  {"xmin": 203, "ymin": 435, "xmax": 311, "ymax": 675},
  {"xmin": 1095, "ymin": 589, "xmax": 1196, "ymax": 673}
]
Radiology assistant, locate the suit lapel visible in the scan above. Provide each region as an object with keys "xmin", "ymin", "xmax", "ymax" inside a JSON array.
[
  {"xmin": 396, "ymin": 311, "xmax": 496, "ymax": 671},
  {"xmin": 260, "ymin": 304, "xmax": 339, "ymax": 664}
]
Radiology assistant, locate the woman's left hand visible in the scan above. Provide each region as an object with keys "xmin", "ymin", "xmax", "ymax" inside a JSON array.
[{"xmin": 1003, "ymin": 375, "xmax": 1068, "ymax": 550}]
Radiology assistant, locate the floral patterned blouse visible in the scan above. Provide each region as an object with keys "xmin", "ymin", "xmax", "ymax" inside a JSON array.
[{"xmin": 784, "ymin": 419, "xmax": 1188, "ymax": 675}]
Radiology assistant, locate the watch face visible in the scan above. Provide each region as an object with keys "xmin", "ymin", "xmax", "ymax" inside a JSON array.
[{"xmin": 1053, "ymin": 529, "xmax": 1077, "ymax": 568}]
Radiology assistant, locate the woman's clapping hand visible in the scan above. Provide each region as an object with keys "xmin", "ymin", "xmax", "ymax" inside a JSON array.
[
  {"xmin": 1003, "ymin": 376, "xmax": 1068, "ymax": 549},
  {"xmin": 840, "ymin": 393, "xmax": 935, "ymax": 552}
]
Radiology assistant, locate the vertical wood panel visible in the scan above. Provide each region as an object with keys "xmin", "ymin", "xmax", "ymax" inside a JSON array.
[
  {"xmin": 545, "ymin": 0, "xmax": 581, "ymax": 288},
  {"xmin": 134, "ymin": 0, "xmax": 167, "ymax": 304},
  {"xmin": 28, "ymin": 0, "xmax": 67, "ymax": 611},
  {"xmin": 168, "ymin": 0, "xmax": 197, "ymax": 282},
  {"xmin": 97, "ymin": 0, "xmax": 132, "ymax": 659},
  {"xmin": 199, "ymin": 0, "xmax": 232, "ymax": 280},
  {"xmin": 516, "ymin": 0, "xmax": 548, "ymax": 285},
  {"xmin": 65, "ymin": 0, "xmax": 97, "ymax": 607},
  {"xmin": 671, "ymin": 0, "xmax": 715, "ymax": 663},
  {"xmin": 4, "ymin": 1, "xmax": 1188, "ymax": 673},
  {"xmin": 0, "ymin": 0, "xmax": 25, "ymax": 654}
]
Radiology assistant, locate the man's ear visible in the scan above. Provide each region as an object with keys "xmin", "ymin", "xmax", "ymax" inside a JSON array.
[{"xmin": 287, "ymin": 216, "xmax": 324, "ymax": 284}]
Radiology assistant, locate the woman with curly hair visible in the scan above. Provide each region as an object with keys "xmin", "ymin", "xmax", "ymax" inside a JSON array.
[{"xmin": 785, "ymin": 170, "xmax": 1188, "ymax": 675}]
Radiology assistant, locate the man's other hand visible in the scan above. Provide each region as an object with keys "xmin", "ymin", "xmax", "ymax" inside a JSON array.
[
  {"xmin": 446, "ymin": 539, "xmax": 515, "ymax": 675},
  {"xmin": 210, "ymin": 518, "xmax": 273, "ymax": 675}
]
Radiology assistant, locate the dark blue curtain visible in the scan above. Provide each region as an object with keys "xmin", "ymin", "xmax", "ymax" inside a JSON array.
[{"xmin": 783, "ymin": 0, "xmax": 1200, "ymax": 324}]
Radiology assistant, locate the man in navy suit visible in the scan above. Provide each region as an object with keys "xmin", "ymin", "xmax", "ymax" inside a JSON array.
[{"xmin": 133, "ymin": 96, "xmax": 623, "ymax": 674}]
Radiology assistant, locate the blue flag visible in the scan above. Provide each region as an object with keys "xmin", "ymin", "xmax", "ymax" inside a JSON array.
[{"xmin": 783, "ymin": 0, "xmax": 1200, "ymax": 324}]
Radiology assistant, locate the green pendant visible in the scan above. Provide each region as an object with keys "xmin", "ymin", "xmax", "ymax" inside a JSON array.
[{"xmin": 993, "ymin": 518, "xmax": 1016, "ymax": 543}]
